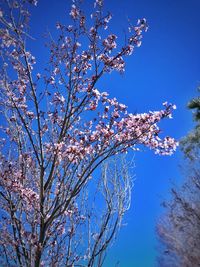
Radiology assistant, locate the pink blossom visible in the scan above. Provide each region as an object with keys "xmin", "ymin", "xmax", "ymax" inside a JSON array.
[{"xmin": 70, "ymin": 4, "xmax": 79, "ymax": 19}]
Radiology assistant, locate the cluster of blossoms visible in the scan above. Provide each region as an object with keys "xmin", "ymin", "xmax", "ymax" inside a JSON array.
[
  {"xmin": 44, "ymin": 91, "xmax": 177, "ymax": 168},
  {"xmin": 66, "ymin": 0, "xmax": 148, "ymax": 75},
  {"xmin": 0, "ymin": 154, "xmax": 39, "ymax": 210},
  {"xmin": 103, "ymin": 34, "xmax": 117, "ymax": 52},
  {"xmin": 70, "ymin": 4, "xmax": 80, "ymax": 19}
]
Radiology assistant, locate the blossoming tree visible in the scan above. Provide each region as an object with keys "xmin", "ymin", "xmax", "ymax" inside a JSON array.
[{"xmin": 0, "ymin": 0, "xmax": 178, "ymax": 266}]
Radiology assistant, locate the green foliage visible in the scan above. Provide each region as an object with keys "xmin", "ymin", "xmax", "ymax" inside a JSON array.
[{"xmin": 181, "ymin": 92, "xmax": 200, "ymax": 160}]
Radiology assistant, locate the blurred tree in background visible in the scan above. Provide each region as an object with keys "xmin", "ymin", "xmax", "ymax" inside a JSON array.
[{"xmin": 157, "ymin": 91, "xmax": 200, "ymax": 267}]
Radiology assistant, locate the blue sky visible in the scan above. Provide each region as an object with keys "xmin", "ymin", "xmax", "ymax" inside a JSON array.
[{"xmin": 29, "ymin": 0, "xmax": 200, "ymax": 266}]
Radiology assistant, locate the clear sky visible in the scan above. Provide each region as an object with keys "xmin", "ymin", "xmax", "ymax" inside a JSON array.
[{"xmin": 29, "ymin": 0, "xmax": 200, "ymax": 266}]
